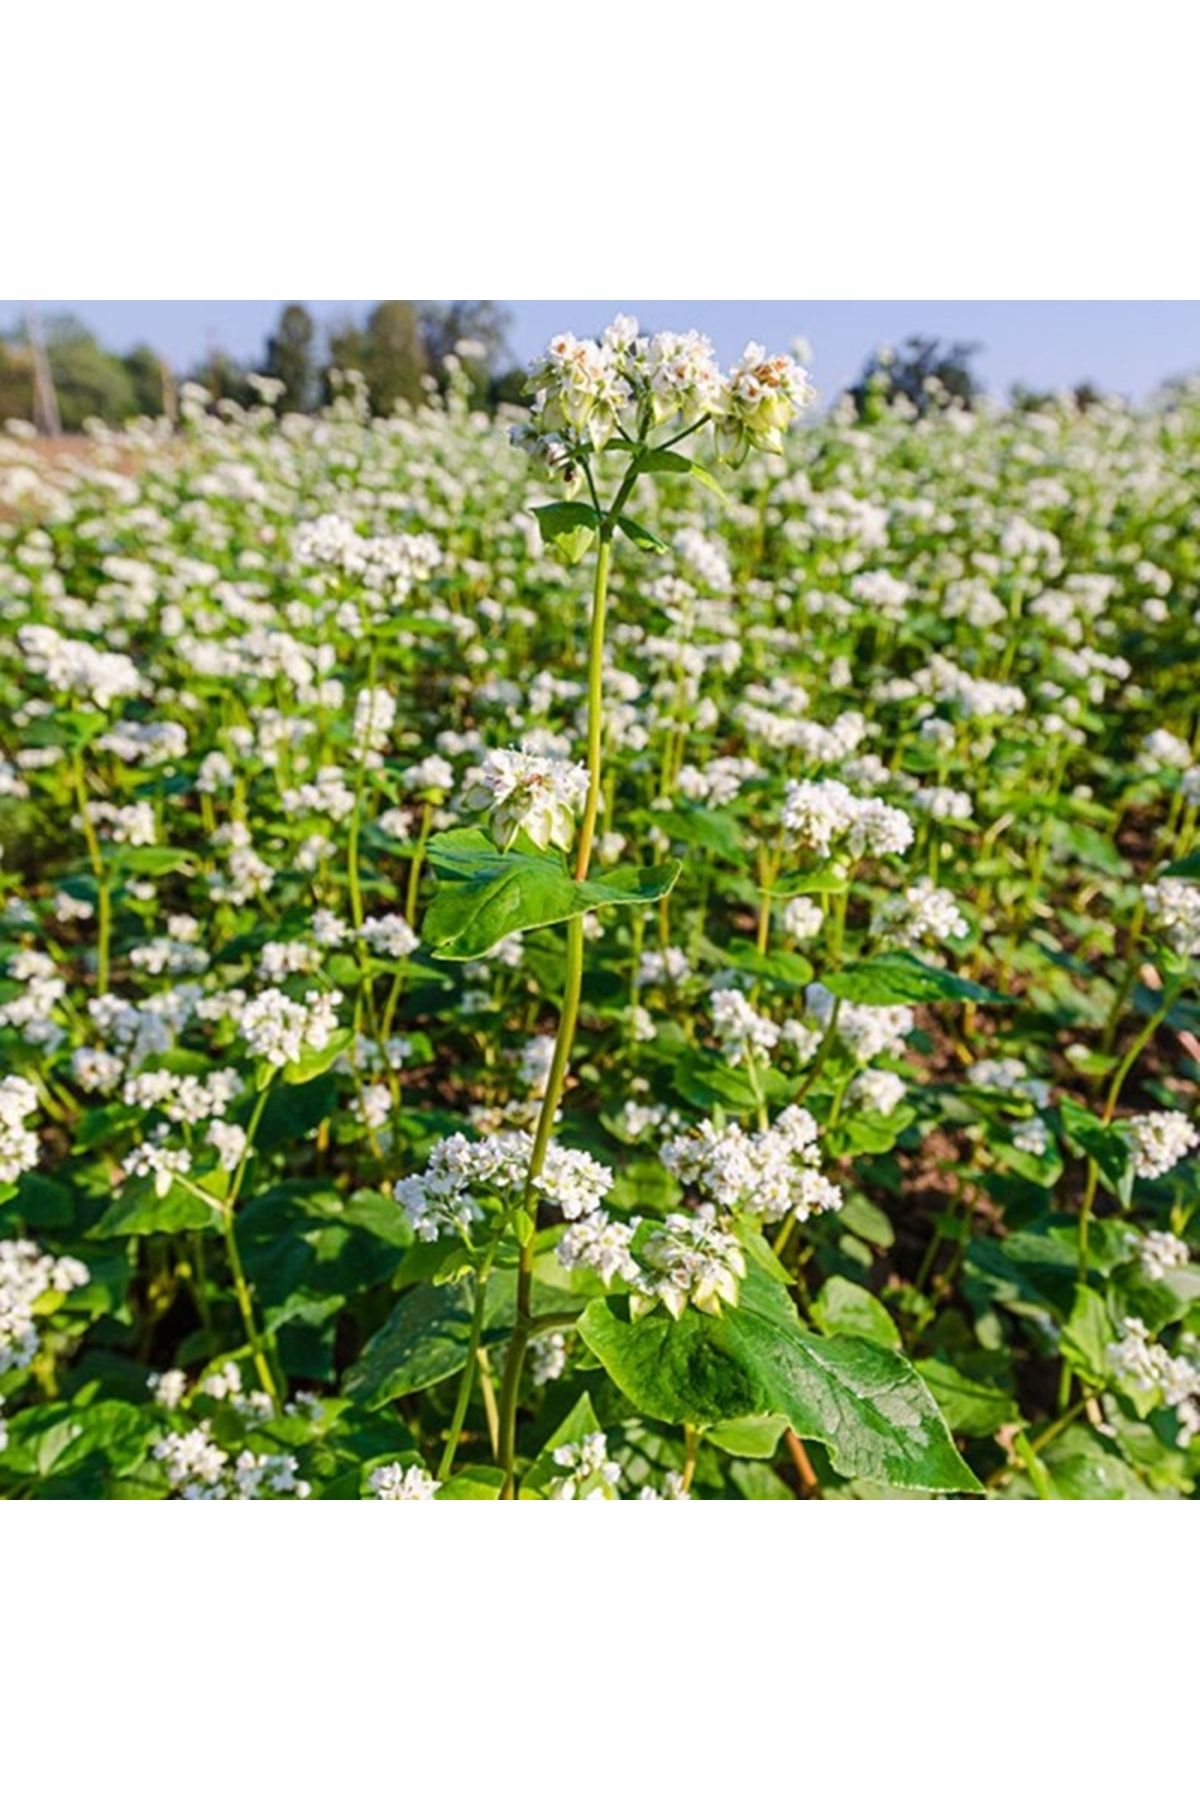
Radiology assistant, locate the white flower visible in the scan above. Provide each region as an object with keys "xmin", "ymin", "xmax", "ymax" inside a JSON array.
[
  {"xmin": 782, "ymin": 896, "xmax": 823, "ymax": 941},
  {"xmin": 720, "ymin": 342, "xmax": 814, "ymax": 453},
  {"xmin": 394, "ymin": 1129, "xmax": 612, "ymax": 1241},
  {"xmin": 662, "ymin": 1106, "xmax": 841, "ymax": 1226},
  {"xmin": 462, "ymin": 746, "xmax": 589, "ymax": 853},
  {"xmin": 0, "ymin": 1236, "xmax": 89, "ymax": 1373},
  {"xmin": 0, "ymin": 1075, "xmax": 40, "ymax": 1183},
  {"xmin": 873, "ymin": 879, "xmax": 969, "ymax": 949},
  {"xmin": 806, "ymin": 984, "xmax": 914, "ymax": 1062},
  {"xmin": 557, "ymin": 1210, "xmax": 639, "ymax": 1284},
  {"xmin": 847, "ymin": 1069, "xmax": 907, "ymax": 1117},
  {"xmin": 1127, "ymin": 1111, "xmax": 1198, "ymax": 1181},
  {"xmin": 710, "ymin": 989, "xmax": 780, "ymax": 1065},
  {"xmin": 633, "ymin": 1207, "xmax": 747, "ymax": 1320},
  {"xmin": 782, "ymin": 778, "xmax": 913, "ymax": 861},
  {"xmin": 239, "ymin": 987, "xmax": 343, "ymax": 1068},
  {"xmin": 208, "ymin": 1121, "xmax": 248, "ymax": 1172},
  {"xmin": 353, "ymin": 687, "xmax": 396, "ymax": 757},
  {"xmin": 1142, "ymin": 879, "xmax": 1200, "ymax": 959},
  {"xmin": 368, "ymin": 1462, "xmax": 441, "ymax": 1501},
  {"xmin": 1137, "ymin": 1230, "xmax": 1190, "ymax": 1282},
  {"xmin": 121, "ymin": 1141, "xmax": 192, "ymax": 1198},
  {"xmin": 359, "ymin": 913, "xmax": 419, "ymax": 960},
  {"xmin": 548, "ymin": 1431, "xmax": 622, "ymax": 1500}
]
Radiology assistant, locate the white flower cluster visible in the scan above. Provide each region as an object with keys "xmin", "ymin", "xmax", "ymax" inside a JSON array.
[
  {"xmin": 1127, "ymin": 1111, "xmax": 1198, "ymax": 1182},
  {"xmin": 662, "ymin": 1106, "xmax": 842, "ymax": 1226},
  {"xmin": 17, "ymin": 623, "xmax": 140, "ymax": 708},
  {"xmin": 0, "ymin": 1075, "xmax": 40, "ymax": 1184},
  {"xmin": 634, "ymin": 1208, "xmax": 748, "ymax": 1320},
  {"xmin": 782, "ymin": 778, "xmax": 913, "ymax": 862},
  {"xmin": 359, "ymin": 913, "xmax": 419, "ymax": 960},
  {"xmin": 0, "ymin": 1236, "xmax": 89, "ymax": 1373},
  {"xmin": 394, "ymin": 1129, "xmax": 613, "ymax": 1242},
  {"xmin": 806, "ymin": 983, "xmax": 915, "ymax": 1062},
  {"xmin": 462, "ymin": 745, "xmax": 590, "ymax": 853},
  {"xmin": 710, "ymin": 988, "xmax": 780, "ymax": 1066},
  {"xmin": 516, "ymin": 315, "xmax": 812, "ymax": 471},
  {"xmin": 847, "ymin": 1068, "xmax": 907, "ymax": 1117},
  {"xmin": 294, "ymin": 515, "xmax": 441, "ymax": 597},
  {"xmin": 782, "ymin": 896, "xmax": 824, "ymax": 941},
  {"xmin": 548, "ymin": 1431, "xmax": 623, "ymax": 1501},
  {"xmin": 1136, "ymin": 1230, "xmax": 1190, "ymax": 1282},
  {"xmin": 154, "ymin": 1421, "xmax": 310, "ymax": 1499},
  {"xmin": 1142, "ymin": 879, "xmax": 1200, "ymax": 959},
  {"xmin": 121, "ymin": 1139, "xmax": 193, "ymax": 1197},
  {"xmin": 967, "ymin": 1057, "xmax": 1052, "ymax": 1108},
  {"xmin": 1108, "ymin": 1317, "xmax": 1200, "ymax": 1447},
  {"xmin": 238, "ymin": 987, "xmax": 343, "ymax": 1068},
  {"xmin": 873, "ymin": 879, "xmax": 969, "ymax": 949},
  {"xmin": 368, "ymin": 1462, "xmax": 441, "ymax": 1501},
  {"xmin": 353, "ymin": 686, "xmax": 396, "ymax": 757}
]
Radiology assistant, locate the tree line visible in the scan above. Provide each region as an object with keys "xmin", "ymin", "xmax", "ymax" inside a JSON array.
[
  {"xmin": 0, "ymin": 302, "xmax": 524, "ymax": 433},
  {"xmin": 1, "ymin": 307, "xmax": 1124, "ymax": 434}
]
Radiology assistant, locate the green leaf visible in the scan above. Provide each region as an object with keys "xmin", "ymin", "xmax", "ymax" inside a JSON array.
[
  {"xmin": 1060, "ymin": 1285, "xmax": 1114, "ymax": 1387},
  {"xmin": 616, "ymin": 514, "xmax": 668, "ymax": 554},
  {"xmin": 578, "ymin": 1267, "xmax": 980, "ymax": 1493},
  {"xmin": 258, "ymin": 1074, "xmax": 338, "ymax": 1151},
  {"xmin": 641, "ymin": 448, "xmax": 726, "ymax": 500},
  {"xmin": 437, "ymin": 1465, "xmax": 505, "ymax": 1500},
  {"xmin": 343, "ymin": 1270, "xmax": 581, "ymax": 1408},
  {"xmin": 812, "ymin": 1276, "xmax": 901, "ymax": 1349},
  {"xmin": 707, "ymin": 1414, "xmax": 787, "ymax": 1459},
  {"xmin": 771, "ymin": 869, "xmax": 849, "ymax": 897},
  {"xmin": 1160, "ymin": 851, "xmax": 1200, "ymax": 879},
  {"xmin": 113, "ymin": 846, "xmax": 195, "ymax": 877},
  {"xmin": 531, "ymin": 501, "xmax": 600, "ymax": 566},
  {"xmin": 521, "ymin": 1391, "xmax": 603, "ymax": 1496},
  {"xmin": 824, "ymin": 952, "xmax": 1007, "ymax": 1006},
  {"xmin": 913, "ymin": 1358, "xmax": 1022, "ymax": 1437},
  {"xmin": 1058, "ymin": 1096, "xmax": 1134, "ymax": 1204},
  {"xmin": 92, "ymin": 1178, "xmax": 217, "ymax": 1237},
  {"xmin": 423, "ymin": 828, "xmax": 681, "ymax": 960},
  {"xmin": 281, "ymin": 1026, "xmax": 354, "ymax": 1086}
]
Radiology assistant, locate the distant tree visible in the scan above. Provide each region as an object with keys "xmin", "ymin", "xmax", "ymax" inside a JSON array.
[
  {"xmin": 848, "ymin": 335, "xmax": 981, "ymax": 421},
  {"xmin": 188, "ymin": 347, "xmax": 257, "ymax": 409},
  {"xmin": 0, "ymin": 339, "xmax": 34, "ymax": 424},
  {"xmin": 264, "ymin": 303, "xmax": 317, "ymax": 411},
  {"xmin": 327, "ymin": 302, "xmax": 428, "ymax": 414},
  {"xmin": 418, "ymin": 301, "xmax": 512, "ymax": 395},
  {"xmin": 121, "ymin": 345, "xmax": 168, "ymax": 416},
  {"xmin": 0, "ymin": 316, "xmax": 141, "ymax": 430}
]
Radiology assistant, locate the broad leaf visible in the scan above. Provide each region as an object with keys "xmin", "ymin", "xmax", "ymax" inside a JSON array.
[
  {"xmin": 578, "ymin": 1267, "xmax": 980, "ymax": 1492},
  {"xmin": 343, "ymin": 1270, "xmax": 582, "ymax": 1408},
  {"xmin": 616, "ymin": 514, "xmax": 668, "ymax": 554},
  {"xmin": 531, "ymin": 501, "xmax": 600, "ymax": 566},
  {"xmin": 641, "ymin": 448, "xmax": 726, "ymax": 499},
  {"xmin": 824, "ymin": 952, "xmax": 1007, "ymax": 1006},
  {"xmin": 423, "ymin": 828, "xmax": 681, "ymax": 960},
  {"xmin": 812, "ymin": 1275, "xmax": 901, "ymax": 1349}
]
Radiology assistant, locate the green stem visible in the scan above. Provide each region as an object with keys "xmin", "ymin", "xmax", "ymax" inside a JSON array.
[
  {"xmin": 495, "ymin": 495, "xmax": 623, "ymax": 1497},
  {"xmin": 221, "ymin": 1084, "xmax": 279, "ymax": 1400},
  {"xmin": 496, "ymin": 915, "xmax": 585, "ymax": 1496},
  {"xmin": 405, "ymin": 801, "xmax": 433, "ymax": 926},
  {"xmin": 71, "ymin": 750, "xmax": 111, "ymax": 995},
  {"xmin": 438, "ymin": 1252, "xmax": 496, "ymax": 1482},
  {"xmin": 347, "ymin": 633, "xmax": 380, "ymax": 932}
]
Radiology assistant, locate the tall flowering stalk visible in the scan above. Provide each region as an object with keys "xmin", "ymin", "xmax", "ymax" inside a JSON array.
[{"xmin": 489, "ymin": 318, "xmax": 814, "ymax": 1494}]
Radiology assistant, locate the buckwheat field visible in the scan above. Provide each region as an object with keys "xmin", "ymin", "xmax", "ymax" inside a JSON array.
[{"xmin": 3, "ymin": 319, "xmax": 1199, "ymax": 1503}]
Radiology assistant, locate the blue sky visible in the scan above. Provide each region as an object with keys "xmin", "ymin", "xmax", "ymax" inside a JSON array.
[{"xmin": 9, "ymin": 301, "xmax": 1199, "ymax": 400}]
